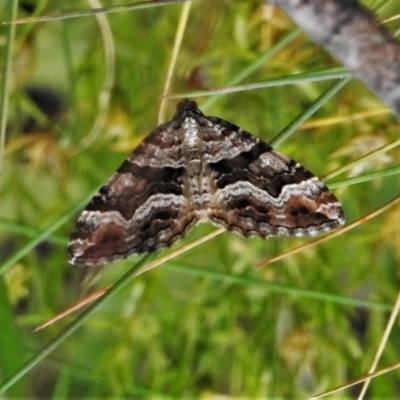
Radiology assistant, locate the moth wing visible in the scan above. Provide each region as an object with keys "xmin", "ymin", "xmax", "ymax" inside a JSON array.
[
  {"xmin": 68, "ymin": 122, "xmax": 196, "ymax": 266},
  {"xmin": 202, "ymin": 117, "xmax": 345, "ymax": 237}
]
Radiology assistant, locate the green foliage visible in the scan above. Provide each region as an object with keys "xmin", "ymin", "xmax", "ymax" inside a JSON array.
[{"xmin": 1, "ymin": 0, "xmax": 400, "ymax": 398}]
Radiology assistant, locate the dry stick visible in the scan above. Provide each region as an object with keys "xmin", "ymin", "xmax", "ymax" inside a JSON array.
[
  {"xmin": 0, "ymin": 253, "xmax": 154, "ymax": 395},
  {"xmin": 259, "ymin": 195, "xmax": 400, "ymax": 397},
  {"xmin": 357, "ymin": 289, "xmax": 400, "ymax": 399},
  {"xmin": 300, "ymin": 107, "xmax": 390, "ymax": 129},
  {"xmin": 33, "ymin": 286, "xmax": 111, "ymax": 332},
  {"xmin": 268, "ymin": 0, "xmax": 400, "ymax": 120},
  {"xmin": 158, "ymin": 0, "xmax": 192, "ymax": 124},
  {"xmin": 312, "ymin": 289, "xmax": 400, "ymax": 398},
  {"xmin": 33, "ymin": 228, "xmax": 224, "ymax": 332},
  {"xmin": 311, "ymin": 360, "xmax": 400, "ymax": 399},
  {"xmin": 323, "ymin": 136, "xmax": 400, "ymax": 182},
  {"xmin": 258, "ymin": 195, "xmax": 400, "ymax": 267}
]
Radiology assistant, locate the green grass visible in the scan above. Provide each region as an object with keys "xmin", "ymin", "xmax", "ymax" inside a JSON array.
[{"xmin": 1, "ymin": 0, "xmax": 400, "ymax": 398}]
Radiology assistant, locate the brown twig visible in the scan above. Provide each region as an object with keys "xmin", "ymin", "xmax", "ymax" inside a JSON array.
[{"xmin": 268, "ymin": 0, "xmax": 400, "ymax": 119}]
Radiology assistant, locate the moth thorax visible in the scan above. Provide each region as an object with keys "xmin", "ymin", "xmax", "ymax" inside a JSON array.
[{"xmin": 183, "ymin": 117, "xmax": 200, "ymax": 148}]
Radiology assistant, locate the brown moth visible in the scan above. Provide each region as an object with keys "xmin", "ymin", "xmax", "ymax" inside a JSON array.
[{"xmin": 68, "ymin": 100, "xmax": 344, "ymax": 266}]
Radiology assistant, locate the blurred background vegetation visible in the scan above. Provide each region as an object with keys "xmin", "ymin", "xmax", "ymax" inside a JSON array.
[{"xmin": 1, "ymin": 0, "xmax": 400, "ymax": 398}]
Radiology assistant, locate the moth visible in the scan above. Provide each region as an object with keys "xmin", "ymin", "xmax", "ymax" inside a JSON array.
[{"xmin": 68, "ymin": 99, "xmax": 345, "ymax": 266}]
